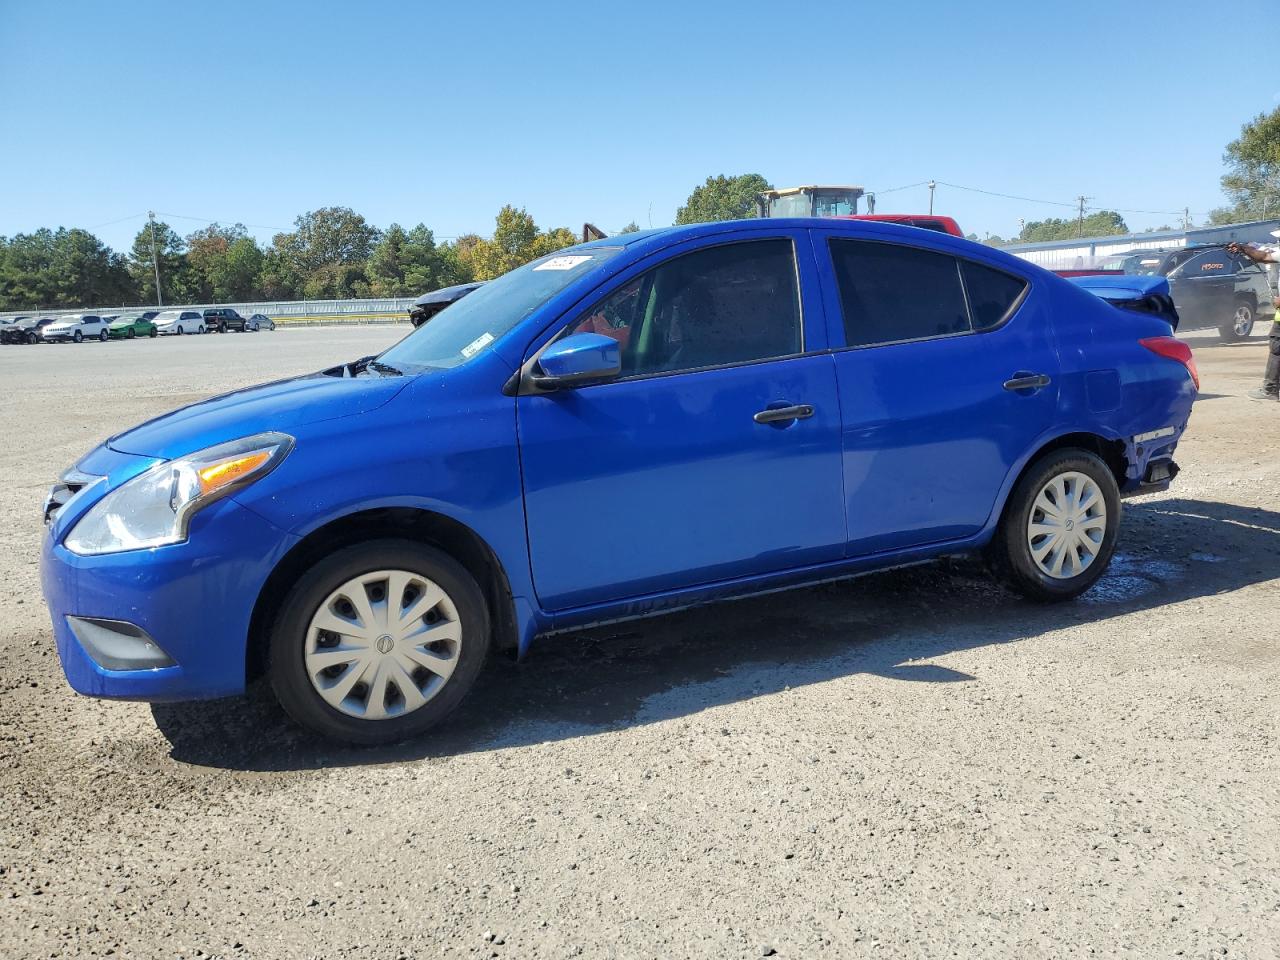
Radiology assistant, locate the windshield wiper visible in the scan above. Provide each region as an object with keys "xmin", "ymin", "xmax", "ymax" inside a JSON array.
[{"xmin": 368, "ymin": 360, "xmax": 404, "ymax": 376}]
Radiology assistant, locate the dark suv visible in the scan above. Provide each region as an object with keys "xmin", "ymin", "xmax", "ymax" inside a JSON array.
[
  {"xmin": 1116, "ymin": 245, "xmax": 1276, "ymax": 341},
  {"xmin": 203, "ymin": 307, "xmax": 248, "ymax": 333}
]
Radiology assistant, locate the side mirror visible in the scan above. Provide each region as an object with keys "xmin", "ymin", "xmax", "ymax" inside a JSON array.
[{"xmin": 530, "ymin": 332, "xmax": 621, "ymax": 390}]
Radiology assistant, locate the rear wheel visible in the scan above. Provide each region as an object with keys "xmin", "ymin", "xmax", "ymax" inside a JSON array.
[
  {"xmin": 26, "ymin": 332, "xmax": 38, "ymax": 344},
  {"xmin": 176, "ymin": 325, "xmax": 184, "ymax": 335},
  {"xmin": 1220, "ymin": 297, "xmax": 1255, "ymax": 341},
  {"xmin": 198, "ymin": 324, "xmax": 206, "ymax": 335},
  {"xmin": 127, "ymin": 328, "xmax": 136, "ymax": 339},
  {"xmin": 99, "ymin": 329, "xmax": 109, "ymax": 342},
  {"xmin": 269, "ymin": 540, "xmax": 491, "ymax": 745},
  {"xmin": 987, "ymin": 448, "xmax": 1120, "ymax": 601},
  {"xmin": 148, "ymin": 327, "xmax": 157, "ymax": 338}
]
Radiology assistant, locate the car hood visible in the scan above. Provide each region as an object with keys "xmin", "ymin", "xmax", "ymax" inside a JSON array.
[{"xmin": 105, "ymin": 370, "xmax": 413, "ymax": 459}]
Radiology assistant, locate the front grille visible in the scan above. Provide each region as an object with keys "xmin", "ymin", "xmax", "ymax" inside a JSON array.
[{"xmin": 44, "ymin": 469, "xmax": 101, "ymax": 525}]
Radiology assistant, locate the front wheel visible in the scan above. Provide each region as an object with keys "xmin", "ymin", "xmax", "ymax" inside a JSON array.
[
  {"xmin": 73, "ymin": 331, "xmax": 83, "ymax": 343},
  {"xmin": 986, "ymin": 448, "xmax": 1120, "ymax": 602},
  {"xmin": 198, "ymin": 325, "xmax": 206, "ymax": 335},
  {"xmin": 176, "ymin": 325, "xmax": 184, "ymax": 335},
  {"xmin": 1220, "ymin": 298, "xmax": 1254, "ymax": 341},
  {"xmin": 269, "ymin": 540, "xmax": 491, "ymax": 745},
  {"xmin": 127, "ymin": 328, "xmax": 136, "ymax": 339}
]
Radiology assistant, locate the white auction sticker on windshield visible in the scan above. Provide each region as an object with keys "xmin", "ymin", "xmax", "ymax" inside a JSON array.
[
  {"xmin": 533, "ymin": 255, "xmax": 593, "ymax": 271},
  {"xmin": 460, "ymin": 331, "xmax": 495, "ymax": 358}
]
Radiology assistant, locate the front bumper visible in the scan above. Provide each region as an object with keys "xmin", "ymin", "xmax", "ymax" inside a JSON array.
[{"xmin": 41, "ymin": 496, "xmax": 298, "ymax": 701}]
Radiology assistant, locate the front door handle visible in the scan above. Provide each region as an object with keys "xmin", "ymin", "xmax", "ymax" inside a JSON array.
[
  {"xmin": 1003, "ymin": 373, "xmax": 1051, "ymax": 392},
  {"xmin": 754, "ymin": 403, "xmax": 814, "ymax": 424}
]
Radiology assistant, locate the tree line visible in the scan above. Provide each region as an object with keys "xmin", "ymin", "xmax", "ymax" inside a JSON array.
[
  {"xmin": 0, "ymin": 205, "xmax": 581, "ymax": 311},
  {"xmin": 5, "ymin": 105, "xmax": 1275, "ymax": 311}
]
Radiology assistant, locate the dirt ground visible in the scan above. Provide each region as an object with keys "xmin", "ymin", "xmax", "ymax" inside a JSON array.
[{"xmin": 0, "ymin": 322, "xmax": 1276, "ymax": 960}]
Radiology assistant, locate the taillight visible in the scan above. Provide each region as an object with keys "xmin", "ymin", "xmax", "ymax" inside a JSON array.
[{"xmin": 1140, "ymin": 336, "xmax": 1199, "ymax": 390}]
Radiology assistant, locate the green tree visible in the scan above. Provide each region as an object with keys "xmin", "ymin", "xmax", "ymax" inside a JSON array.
[
  {"xmin": 270, "ymin": 207, "xmax": 381, "ymax": 300},
  {"xmin": 128, "ymin": 219, "xmax": 191, "ymax": 304},
  {"xmin": 0, "ymin": 228, "xmax": 134, "ymax": 309},
  {"xmin": 617, "ymin": 221, "xmax": 641, "ymax": 234},
  {"xmin": 185, "ymin": 223, "xmax": 263, "ymax": 302},
  {"xmin": 675, "ymin": 174, "xmax": 773, "ymax": 224},
  {"xmin": 366, "ymin": 224, "xmax": 474, "ymax": 296},
  {"xmin": 1214, "ymin": 106, "xmax": 1280, "ymax": 222},
  {"xmin": 1017, "ymin": 211, "xmax": 1128, "ymax": 242},
  {"xmin": 464, "ymin": 207, "xmax": 577, "ymax": 280}
]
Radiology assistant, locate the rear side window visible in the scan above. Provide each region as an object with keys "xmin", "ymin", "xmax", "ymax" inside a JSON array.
[
  {"xmin": 961, "ymin": 261, "xmax": 1028, "ymax": 330},
  {"xmin": 829, "ymin": 239, "xmax": 969, "ymax": 347}
]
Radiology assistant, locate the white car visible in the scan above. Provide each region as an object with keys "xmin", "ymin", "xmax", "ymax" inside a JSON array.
[
  {"xmin": 153, "ymin": 310, "xmax": 207, "ymax": 336},
  {"xmin": 41, "ymin": 314, "xmax": 111, "ymax": 343}
]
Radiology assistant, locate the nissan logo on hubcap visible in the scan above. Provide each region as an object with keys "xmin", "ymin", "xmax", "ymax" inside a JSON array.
[
  {"xmin": 375, "ymin": 634, "xmax": 395, "ymax": 654},
  {"xmin": 1065, "ymin": 519, "xmax": 1075, "ymax": 531}
]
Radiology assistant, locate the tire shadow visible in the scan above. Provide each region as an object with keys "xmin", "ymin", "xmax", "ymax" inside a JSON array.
[{"xmin": 152, "ymin": 496, "xmax": 1280, "ymax": 771}]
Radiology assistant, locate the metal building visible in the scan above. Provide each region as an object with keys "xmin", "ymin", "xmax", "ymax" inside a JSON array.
[{"xmin": 1002, "ymin": 219, "xmax": 1280, "ymax": 271}]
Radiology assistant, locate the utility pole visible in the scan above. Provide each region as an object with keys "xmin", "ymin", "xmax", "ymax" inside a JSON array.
[
  {"xmin": 148, "ymin": 211, "xmax": 163, "ymax": 307},
  {"xmin": 927, "ymin": 180, "xmax": 936, "ymax": 215},
  {"xmin": 1076, "ymin": 195, "xmax": 1090, "ymax": 238},
  {"xmin": 1183, "ymin": 207, "xmax": 1190, "ymax": 231}
]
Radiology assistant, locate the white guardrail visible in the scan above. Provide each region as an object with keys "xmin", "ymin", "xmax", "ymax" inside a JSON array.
[{"xmin": 10, "ymin": 297, "xmax": 421, "ymax": 325}]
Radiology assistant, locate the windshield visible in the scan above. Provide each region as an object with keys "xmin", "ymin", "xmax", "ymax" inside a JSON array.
[
  {"xmin": 378, "ymin": 247, "xmax": 622, "ymax": 371},
  {"xmin": 155, "ymin": 312, "xmax": 181, "ymax": 322}
]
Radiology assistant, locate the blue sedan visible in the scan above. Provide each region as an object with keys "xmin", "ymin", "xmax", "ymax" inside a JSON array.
[{"xmin": 40, "ymin": 219, "xmax": 1197, "ymax": 744}]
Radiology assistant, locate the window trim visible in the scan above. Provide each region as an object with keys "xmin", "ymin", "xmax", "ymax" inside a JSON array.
[
  {"xmin": 824, "ymin": 236, "xmax": 1031, "ymax": 352},
  {"xmin": 517, "ymin": 236, "xmax": 809, "ymax": 394}
]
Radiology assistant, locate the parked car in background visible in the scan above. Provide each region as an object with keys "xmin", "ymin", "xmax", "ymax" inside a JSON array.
[
  {"xmin": 42, "ymin": 314, "xmax": 110, "ymax": 342},
  {"xmin": 409, "ymin": 281, "xmax": 485, "ymax": 327},
  {"xmin": 42, "ymin": 220, "xmax": 1196, "ymax": 746},
  {"xmin": 246, "ymin": 313, "xmax": 275, "ymax": 332},
  {"xmin": 1111, "ymin": 244, "xmax": 1275, "ymax": 341},
  {"xmin": 2, "ymin": 316, "xmax": 52, "ymax": 344},
  {"xmin": 204, "ymin": 307, "xmax": 248, "ymax": 333},
  {"xmin": 108, "ymin": 314, "xmax": 158, "ymax": 340},
  {"xmin": 153, "ymin": 310, "xmax": 206, "ymax": 335},
  {"xmin": 138, "ymin": 310, "xmax": 161, "ymax": 321}
]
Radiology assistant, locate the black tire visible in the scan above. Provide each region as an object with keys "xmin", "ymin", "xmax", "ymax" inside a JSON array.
[
  {"xmin": 127, "ymin": 328, "xmax": 136, "ymax": 339},
  {"xmin": 73, "ymin": 331, "xmax": 83, "ymax": 343},
  {"xmin": 1220, "ymin": 296, "xmax": 1254, "ymax": 342},
  {"xmin": 99, "ymin": 329, "xmax": 109, "ymax": 342},
  {"xmin": 26, "ymin": 332, "xmax": 38, "ymax": 344},
  {"xmin": 268, "ymin": 539, "xmax": 491, "ymax": 745},
  {"xmin": 149, "ymin": 327, "xmax": 157, "ymax": 338},
  {"xmin": 986, "ymin": 448, "xmax": 1121, "ymax": 602},
  {"xmin": 176, "ymin": 325, "xmax": 184, "ymax": 335}
]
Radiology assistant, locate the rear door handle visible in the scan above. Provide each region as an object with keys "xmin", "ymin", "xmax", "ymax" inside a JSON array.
[
  {"xmin": 1003, "ymin": 373, "xmax": 1051, "ymax": 392},
  {"xmin": 753, "ymin": 403, "xmax": 814, "ymax": 424}
]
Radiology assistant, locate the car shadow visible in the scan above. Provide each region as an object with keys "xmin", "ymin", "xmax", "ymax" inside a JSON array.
[{"xmin": 152, "ymin": 496, "xmax": 1280, "ymax": 772}]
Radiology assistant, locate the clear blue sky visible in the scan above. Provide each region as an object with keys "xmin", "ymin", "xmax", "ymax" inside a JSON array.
[{"xmin": 1, "ymin": 0, "xmax": 1275, "ymax": 251}]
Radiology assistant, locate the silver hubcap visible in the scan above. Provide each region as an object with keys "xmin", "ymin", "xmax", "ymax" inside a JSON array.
[
  {"xmin": 1234, "ymin": 305, "xmax": 1253, "ymax": 336},
  {"xmin": 1027, "ymin": 471, "xmax": 1107, "ymax": 580},
  {"xmin": 304, "ymin": 569, "xmax": 462, "ymax": 721}
]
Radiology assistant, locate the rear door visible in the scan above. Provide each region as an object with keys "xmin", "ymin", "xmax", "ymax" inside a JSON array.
[
  {"xmin": 517, "ymin": 231, "xmax": 846, "ymax": 611},
  {"xmin": 1169, "ymin": 250, "xmax": 1233, "ymax": 323},
  {"xmin": 812, "ymin": 232, "xmax": 1060, "ymax": 555}
]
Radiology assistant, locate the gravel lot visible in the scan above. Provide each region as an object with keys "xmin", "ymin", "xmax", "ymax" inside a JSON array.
[{"xmin": 1, "ymin": 322, "xmax": 1277, "ymax": 959}]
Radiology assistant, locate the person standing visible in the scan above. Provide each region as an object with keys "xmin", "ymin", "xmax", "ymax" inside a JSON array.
[{"xmin": 1227, "ymin": 231, "xmax": 1280, "ymax": 401}]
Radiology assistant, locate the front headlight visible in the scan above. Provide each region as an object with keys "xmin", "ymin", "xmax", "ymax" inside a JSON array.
[{"xmin": 64, "ymin": 432, "xmax": 293, "ymax": 556}]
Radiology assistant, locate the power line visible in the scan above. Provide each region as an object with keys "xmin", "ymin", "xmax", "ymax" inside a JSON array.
[{"xmin": 87, "ymin": 212, "xmax": 147, "ymax": 230}]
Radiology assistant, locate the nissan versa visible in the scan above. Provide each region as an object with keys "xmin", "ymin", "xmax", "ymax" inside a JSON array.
[{"xmin": 40, "ymin": 220, "xmax": 1197, "ymax": 745}]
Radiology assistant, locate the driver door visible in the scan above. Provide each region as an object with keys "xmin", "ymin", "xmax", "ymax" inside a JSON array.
[{"xmin": 516, "ymin": 232, "xmax": 846, "ymax": 612}]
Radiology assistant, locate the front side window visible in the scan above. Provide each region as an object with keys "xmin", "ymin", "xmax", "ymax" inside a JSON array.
[
  {"xmin": 830, "ymin": 239, "xmax": 969, "ymax": 347},
  {"xmin": 1170, "ymin": 251, "xmax": 1233, "ymax": 277},
  {"xmin": 565, "ymin": 239, "xmax": 802, "ymax": 379}
]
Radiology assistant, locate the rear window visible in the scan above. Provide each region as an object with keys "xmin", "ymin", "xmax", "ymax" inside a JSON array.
[
  {"xmin": 829, "ymin": 239, "xmax": 969, "ymax": 347},
  {"xmin": 961, "ymin": 261, "xmax": 1028, "ymax": 329}
]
